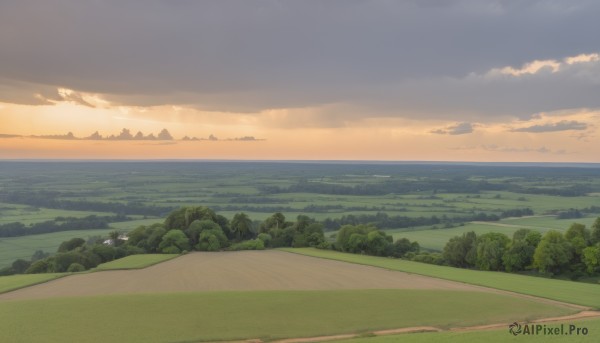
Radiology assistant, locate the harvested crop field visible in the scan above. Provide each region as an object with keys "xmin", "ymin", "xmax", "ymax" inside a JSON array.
[{"xmin": 1, "ymin": 250, "xmax": 488, "ymax": 300}]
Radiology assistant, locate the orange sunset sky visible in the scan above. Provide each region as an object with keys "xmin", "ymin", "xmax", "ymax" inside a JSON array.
[{"xmin": 1, "ymin": 1, "xmax": 599, "ymax": 161}]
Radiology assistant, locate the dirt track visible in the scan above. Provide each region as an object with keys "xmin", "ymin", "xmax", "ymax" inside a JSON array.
[
  {"xmin": 0, "ymin": 250, "xmax": 488, "ymax": 300},
  {"xmin": 217, "ymin": 311, "xmax": 600, "ymax": 343}
]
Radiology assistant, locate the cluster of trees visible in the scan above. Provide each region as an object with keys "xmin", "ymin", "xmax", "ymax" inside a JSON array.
[
  {"xmin": 126, "ymin": 208, "xmax": 328, "ymax": 254},
  {"xmin": 259, "ymin": 177, "xmax": 597, "ymax": 198},
  {"xmin": 500, "ymin": 208, "xmax": 534, "ymax": 218},
  {"xmin": 1, "ymin": 207, "xmax": 328, "ymax": 275},
  {"xmin": 0, "ymin": 235, "xmax": 140, "ymax": 276},
  {"xmin": 335, "ymin": 224, "xmax": 420, "ymax": 258},
  {"xmin": 0, "ymin": 215, "xmax": 127, "ymax": 237},
  {"xmin": 320, "ymin": 211, "xmax": 503, "ymax": 231},
  {"xmin": 442, "ymin": 218, "xmax": 600, "ymax": 278},
  {"xmin": 556, "ymin": 208, "xmax": 583, "ymax": 219}
]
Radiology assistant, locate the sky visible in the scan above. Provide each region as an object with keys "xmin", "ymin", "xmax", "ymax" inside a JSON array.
[{"xmin": 1, "ymin": 0, "xmax": 599, "ymax": 161}]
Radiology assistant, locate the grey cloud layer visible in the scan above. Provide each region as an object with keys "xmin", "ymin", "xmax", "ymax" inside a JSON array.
[
  {"xmin": 1, "ymin": 0, "xmax": 600, "ymax": 122},
  {"xmin": 431, "ymin": 122, "xmax": 474, "ymax": 135},
  {"xmin": 511, "ymin": 120, "xmax": 589, "ymax": 133}
]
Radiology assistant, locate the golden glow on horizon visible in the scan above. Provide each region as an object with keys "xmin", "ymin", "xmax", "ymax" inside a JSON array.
[{"xmin": 0, "ymin": 100, "xmax": 599, "ymax": 162}]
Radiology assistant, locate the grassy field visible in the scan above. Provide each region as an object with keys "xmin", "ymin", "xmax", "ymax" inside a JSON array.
[
  {"xmin": 386, "ymin": 215, "xmax": 599, "ymax": 251},
  {"xmin": 0, "ymin": 229, "xmax": 123, "ymax": 268},
  {"xmin": 500, "ymin": 216, "xmax": 599, "ymax": 230},
  {"xmin": 93, "ymin": 254, "xmax": 178, "ymax": 270},
  {"xmin": 0, "ymin": 289, "xmax": 574, "ymax": 343},
  {"xmin": 386, "ymin": 223, "xmax": 533, "ymax": 251},
  {"xmin": 282, "ymin": 248, "xmax": 600, "ymax": 308},
  {"xmin": 109, "ymin": 218, "xmax": 163, "ymax": 231},
  {"xmin": 0, "ymin": 274, "xmax": 66, "ymax": 294},
  {"xmin": 338, "ymin": 317, "xmax": 600, "ymax": 343},
  {"xmin": 0, "ymin": 203, "xmax": 113, "ymax": 225}
]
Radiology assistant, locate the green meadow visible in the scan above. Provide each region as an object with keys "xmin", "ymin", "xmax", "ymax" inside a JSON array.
[
  {"xmin": 93, "ymin": 254, "xmax": 178, "ymax": 270},
  {"xmin": 0, "ymin": 290, "xmax": 574, "ymax": 343},
  {"xmin": 0, "ymin": 273, "xmax": 66, "ymax": 294},
  {"xmin": 0, "ymin": 203, "xmax": 112, "ymax": 225}
]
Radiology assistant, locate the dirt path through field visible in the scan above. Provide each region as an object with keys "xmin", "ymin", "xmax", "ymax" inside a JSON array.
[
  {"xmin": 0, "ymin": 251, "xmax": 492, "ymax": 300},
  {"xmin": 220, "ymin": 311, "xmax": 600, "ymax": 343}
]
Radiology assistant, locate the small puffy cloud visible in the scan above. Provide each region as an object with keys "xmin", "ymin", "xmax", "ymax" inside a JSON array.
[
  {"xmin": 510, "ymin": 120, "xmax": 588, "ymax": 133},
  {"xmin": 431, "ymin": 122, "xmax": 474, "ymax": 135}
]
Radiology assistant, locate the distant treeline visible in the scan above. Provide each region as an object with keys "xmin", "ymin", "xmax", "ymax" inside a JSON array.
[
  {"xmin": 1, "ymin": 191, "xmax": 175, "ymax": 216},
  {"xmin": 321, "ymin": 212, "xmax": 495, "ymax": 231},
  {"xmin": 556, "ymin": 208, "xmax": 584, "ymax": 219},
  {"xmin": 211, "ymin": 204, "xmax": 389, "ymax": 213},
  {"xmin": 0, "ymin": 215, "xmax": 128, "ymax": 237},
  {"xmin": 320, "ymin": 208, "xmax": 533, "ymax": 231},
  {"xmin": 259, "ymin": 179, "xmax": 505, "ymax": 196},
  {"xmin": 259, "ymin": 179, "xmax": 593, "ymax": 197}
]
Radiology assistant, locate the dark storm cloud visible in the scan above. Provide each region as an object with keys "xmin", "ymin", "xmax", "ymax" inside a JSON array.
[
  {"xmin": 1, "ymin": 0, "xmax": 600, "ymax": 121},
  {"xmin": 510, "ymin": 120, "xmax": 589, "ymax": 132}
]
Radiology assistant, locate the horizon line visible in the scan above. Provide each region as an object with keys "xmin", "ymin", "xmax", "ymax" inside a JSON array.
[{"xmin": 1, "ymin": 158, "xmax": 600, "ymax": 166}]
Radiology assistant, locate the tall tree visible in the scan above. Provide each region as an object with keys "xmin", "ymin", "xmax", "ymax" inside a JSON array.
[
  {"xmin": 443, "ymin": 231, "xmax": 477, "ymax": 268},
  {"xmin": 475, "ymin": 232, "xmax": 510, "ymax": 271},
  {"xmin": 533, "ymin": 231, "xmax": 573, "ymax": 275},
  {"xmin": 591, "ymin": 217, "xmax": 600, "ymax": 245},
  {"xmin": 231, "ymin": 213, "xmax": 254, "ymax": 241}
]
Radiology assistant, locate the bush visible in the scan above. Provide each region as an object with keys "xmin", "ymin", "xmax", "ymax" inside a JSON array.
[
  {"xmin": 58, "ymin": 238, "xmax": 86, "ymax": 253},
  {"xmin": 67, "ymin": 263, "xmax": 86, "ymax": 272},
  {"xmin": 11, "ymin": 259, "xmax": 31, "ymax": 274},
  {"xmin": 315, "ymin": 241, "xmax": 332, "ymax": 250},
  {"xmin": 92, "ymin": 244, "xmax": 117, "ymax": 262},
  {"xmin": 122, "ymin": 245, "xmax": 145, "ymax": 256},
  {"xmin": 229, "ymin": 239, "xmax": 265, "ymax": 251},
  {"xmin": 0, "ymin": 267, "xmax": 15, "ymax": 276},
  {"xmin": 26, "ymin": 259, "xmax": 50, "ymax": 274},
  {"xmin": 410, "ymin": 252, "xmax": 444, "ymax": 265},
  {"xmin": 257, "ymin": 233, "xmax": 272, "ymax": 247}
]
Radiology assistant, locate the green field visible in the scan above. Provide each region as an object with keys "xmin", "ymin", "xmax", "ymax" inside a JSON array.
[
  {"xmin": 2, "ymin": 162, "xmax": 600, "ymax": 268},
  {"xmin": 386, "ymin": 215, "xmax": 598, "ymax": 251},
  {"xmin": 387, "ymin": 222, "xmax": 556, "ymax": 251},
  {"xmin": 339, "ymin": 318, "xmax": 600, "ymax": 343},
  {"xmin": 0, "ymin": 203, "xmax": 113, "ymax": 225},
  {"xmin": 386, "ymin": 223, "xmax": 529, "ymax": 251},
  {"xmin": 0, "ymin": 290, "xmax": 574, "ymax": 343},
  {"xmin": 283, "ymin": 248, "xmax": 600, "ymax": 308},
  {"xmin": 93, "ymin": 254, "xmax": 178, "ymax": 270},
  {"xmin": 0, "ymin": 273, "xmax": 66, "ymax": 294},
  {"xmin": 0, "ymin": 229, "xmax": 124, "ymax": 268},
  {"xmin": 110, "ymin": 218, "xmax": 163, "ymax": 231},
  {"xmin": 501, "ymin": 216, "xmax": 599, "ymax": 230}
]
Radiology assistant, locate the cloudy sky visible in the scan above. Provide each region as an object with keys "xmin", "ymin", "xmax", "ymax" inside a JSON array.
[{"xmin": 1, "ymin": 0, "xmax": 599, "ymax": 161}]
